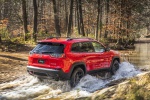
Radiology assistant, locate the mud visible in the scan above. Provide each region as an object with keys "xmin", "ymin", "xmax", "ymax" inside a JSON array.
[{"xmin": 0, "ymin": 52, "xmax": 27, "ymax": 83}]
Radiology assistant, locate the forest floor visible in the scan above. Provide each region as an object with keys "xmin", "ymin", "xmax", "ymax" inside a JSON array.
[
  {"xmin": 135, "ymin": 37, "xmax": 150, "ymax": 43},
  {"xmin": 0, "ymin": 41, "xmax": 33, "ymax": 83},
  {"xmin": 0, "ymin": 51, "xmax": 28, "ymax": 83}
]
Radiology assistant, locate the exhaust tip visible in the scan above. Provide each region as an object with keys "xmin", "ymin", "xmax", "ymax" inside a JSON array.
[{"xmin": 28, "ymin": 71, "xmax": 34, "ymax": 75}]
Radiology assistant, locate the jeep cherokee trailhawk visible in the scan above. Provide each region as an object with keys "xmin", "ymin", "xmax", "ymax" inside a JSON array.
[{"xmin": 27, "ymin": 37, "xmax": 120, "ymax": 87}]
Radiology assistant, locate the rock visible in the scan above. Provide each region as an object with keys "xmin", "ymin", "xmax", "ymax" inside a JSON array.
[
  {"xmin": 106, "ymin": 78, "xmax": 127, "ymax": 86},
  {"xmin": 91, "ymin": 72, "xmax": 150, "ymax": 100}
]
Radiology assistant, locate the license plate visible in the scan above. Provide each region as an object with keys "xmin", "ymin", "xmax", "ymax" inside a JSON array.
[{"xmin": 38, "ymin": 59, "xmax": 45, "ymax": 64}]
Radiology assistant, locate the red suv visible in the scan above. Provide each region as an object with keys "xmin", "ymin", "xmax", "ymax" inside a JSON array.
[{"xmin": 27, "ymin": 37, "xmax": 120, "ymax": 87}]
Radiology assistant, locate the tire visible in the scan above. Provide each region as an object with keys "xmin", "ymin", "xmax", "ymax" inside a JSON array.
[
  {"xmin": 37, "ymin": 77, "xmax": 43, "ymax": 82},
  {"xmin": 70, "ymin": 68, "xmax": 84, "ymax": 87},
  {"xmin": 110, "ymin": 60, "xmax": 119, "ymax": 75}
]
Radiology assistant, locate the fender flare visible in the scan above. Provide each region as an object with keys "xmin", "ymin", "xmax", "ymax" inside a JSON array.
[
  {"xmin": 110, "ymin": 56, "xmax": 120, "ymax": 69},
  {"xmin": 68, "ymin": 62, "xmax": 87, "ymax": 79}
]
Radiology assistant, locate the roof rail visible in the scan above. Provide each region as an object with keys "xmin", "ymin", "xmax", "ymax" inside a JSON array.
[
  {"xmin": 46, "ymin": 37, "xmax": 93, "ymax": 41},
  {"xmin": 46, "ymin": 37, "xmax": 70, "ymax": 40},
  {"xmin": 67, "ymin": 38, "xmax": 93, "ymax": 41}
]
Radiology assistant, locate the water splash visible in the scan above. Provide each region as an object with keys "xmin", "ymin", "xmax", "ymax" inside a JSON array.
[
  {"xmin": 75, "ymin": 62, "xmax": 141, "ymax": 92},
  {"xmin": 0, "ymin": 75, "xmax": 70, "ymax": 100},
  {"xmin": 0, "ymin": 62, "xmax": 141, "ymax": 99},
  {"xmin": 113, "ymin": 62, "xmax": 140, "ymax": 80}
]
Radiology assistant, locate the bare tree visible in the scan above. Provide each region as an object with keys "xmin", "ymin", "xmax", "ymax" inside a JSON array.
[
  {"xmin": 104, "ymin": 0, "xmax": 109, "ymax": 38},
  {"xmin": 22, "ymin": 0, "xmax": 28, "ymax": 41},
  {"xmin": 0, "ymin": 0, "xmax": 149, "ymax": 47},
  {"xmin": 99, "ymin": 1, "xmax": 103, "ymax": 39},
  {"xmin": 3, "ymin": 0, "xmax": 9, "ymax": 18},
  {"xmin": 33, "ymin": 0, "xmax": 38, "ymax": 42},
  {"xmin": 76, "ymin": 0, "xmax": 81, "ymax": 35},
  {"xmin": 52, "ymin": 0, "xmax": 61, "ymax": 36},
  {"xmin": 67, "ymin": 0, "xmax": 74, "ymax": 37},
  {"xmin": 0, "ymin": 35, "xmax": 1, "ymax": 43},
  {"xmin": 77, "ymin": 0, "xmax": 85, "ymax": 36},
  {"xmin": 96, "ymin": 0, "xmax": 100, "ymax": 40},
  {"xmin": 64, "ymin": 0, "xmax": 68, "ymax": 32}
]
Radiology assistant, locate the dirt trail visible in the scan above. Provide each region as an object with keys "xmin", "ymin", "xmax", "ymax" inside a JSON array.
[{"xmin": 0, "ymin": 52, "xmax": 28, "ymax": 83}]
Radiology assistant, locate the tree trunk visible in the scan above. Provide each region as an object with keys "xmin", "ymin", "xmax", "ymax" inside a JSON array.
[
  {"xmin": 76, "ymin": 0, "xmax": 81, "ymax": 35},
  {"xmin": 4, "ymin": 0, "xmax": 9, "ymax": 18},
  {"xmin": 67, "ymin": 0, "xmax": 74, "ymax": 37},
  {"xmin": 52, "ymin": 0, "xmax": 61, "ymax": 37},
  {"xmin": 33, "ymin": 0, "xmax": 38, "ymax": 42},
  {"xmin": 22, "ymin": 0, "xmax": 28, "ymax": 41},
  {"xmin": 78, "ymin": 0, "xmax": 85, "ymax": 36},
  {"xmin": 65, "ymin": 0, "xmax": 68, "ymax": 32},
  {"xmin": 126, "ymin": 5, "xmax": 131, "ymax": 37},
  {"xmin": 146, "ymin": 24, "xmax": 150, "ymax": 35},
  {"xmin": 99, "ymin": 4, "xmax": 102, "ymax": 39},
  {"xmin": 0, "ymin": 35, "xmax": 1, "ymax": 43},
  {"xmin": 96, "ymin": 0, "xmax": 100, "ymax": 40},
  {"xmin": 104, "ymin": 0, "xmax": 109, "ymax": 38}
]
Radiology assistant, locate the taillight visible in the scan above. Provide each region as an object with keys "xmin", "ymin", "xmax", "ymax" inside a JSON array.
[{"xmin": 50, "ymin": 53, "xmax": 65, "ymax": 58}]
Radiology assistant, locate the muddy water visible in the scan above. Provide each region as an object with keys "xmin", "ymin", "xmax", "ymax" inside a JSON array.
[
  {"xmin": 121, "ymin": 43, "xmax": 150, "ymax": 70},
  {"xmin": 0, "ymin": 43, "xmax": 149, "ymax": 100}
]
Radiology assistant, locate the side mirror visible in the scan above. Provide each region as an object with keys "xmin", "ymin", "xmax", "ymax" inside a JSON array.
[{"xmin": 106, "ymin": 47, "xmax": 110, "ymax": 51}]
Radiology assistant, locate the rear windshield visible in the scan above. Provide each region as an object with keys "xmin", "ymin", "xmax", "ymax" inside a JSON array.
[{"xmin": 31, "ymin": 42, "xmax": 64, "ymax": 54}]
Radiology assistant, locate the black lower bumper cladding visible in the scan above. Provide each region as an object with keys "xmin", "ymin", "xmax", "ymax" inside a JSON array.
[{"xmin": 27, "ymin": 66, "xmax": 70, "ymax": 80}]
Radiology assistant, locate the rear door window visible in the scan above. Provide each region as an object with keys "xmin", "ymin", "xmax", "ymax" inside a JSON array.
[
  {"xmin": 71, "ymin": 42, "xmax": 94, "ymax": 52},
  {"xmin": 31, "ymin": 42, "xmax": 64, "ymax": 54},
  {"xmin": 71, "ymin": 42, "xmax": 81, "ymax": 52},
  {"xmin": 80, "ymin": 42, "xmax": 94, "ymax": 52}
]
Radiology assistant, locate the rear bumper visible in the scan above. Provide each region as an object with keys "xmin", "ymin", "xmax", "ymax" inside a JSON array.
[{"xmin": 27, "ymin": 66, "xmax": 70, "ymax": 80}]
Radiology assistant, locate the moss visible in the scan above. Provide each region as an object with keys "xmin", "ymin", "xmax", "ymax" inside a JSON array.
[
  {"xmin": 75, "ymin": 97, "xmax": 91, "ymax": 100},
  {"xmin": 115, "ymin": 74, "xmax": 150, "ymax": 100},
  {"xmin": 89, "ymin": 73, "xmax": 150, "ymax": 100}
]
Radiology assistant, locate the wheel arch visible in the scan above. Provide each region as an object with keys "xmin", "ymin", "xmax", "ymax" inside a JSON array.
[
  {"xmin": 69, "ymin": 62, "xmax": 86, "ymax": 79},
  {"xmin": 110, "ymin": 56, "xmax": 120, "ymax": 68},
  {"xmin": 112, "ymin": 56, "xmax": 120, "ymax": 63},
  {"xmin": 109, "ymin": 56, "xmax": 120, "ymax": 74}
]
